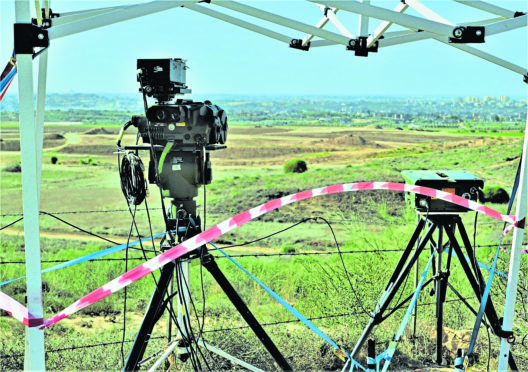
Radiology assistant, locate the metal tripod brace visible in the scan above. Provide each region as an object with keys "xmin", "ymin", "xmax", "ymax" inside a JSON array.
[
  {"xmin": 351, "ymin": 213, "xmax": 517, "ymax": 370},
  {"xmin": 123, "ymin": 204, "xmax": 292, "ymax": 371}
]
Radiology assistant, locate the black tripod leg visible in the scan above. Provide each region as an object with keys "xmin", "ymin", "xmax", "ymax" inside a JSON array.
[
  {"xmin": 435, "ymin": 225, "xmax": 444, "ymax": 365},
  {"xmin": 385, "ymin": 217, "xmax": 426, "ymax": 288},
  {"xmin": 445, "ymin": 224, "xmax": 503, "ymax": 332},
  {"xmin": 445, "ymin": 225, "xmax": 517, "ymax": 370},
  {"xmin": 124, "ymin": 261, "xmax": 176, "ymax": 371},
  {"xmin": 201, "ymin": 254, "xmax": 292, "ymax": 371},
  {"xmin": 351, "ymin": 220, "xmax": 436, "ymax": 358}
]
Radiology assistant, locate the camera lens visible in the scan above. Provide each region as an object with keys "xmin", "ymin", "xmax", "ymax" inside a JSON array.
[{"xmin": 156, "ymin": 109, "xmax": 167, "ymax": 121}]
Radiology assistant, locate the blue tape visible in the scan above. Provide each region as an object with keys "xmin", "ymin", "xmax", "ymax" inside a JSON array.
[
  {"xmin": 0, "ymin": 67, "xmax": 16, "ymax": 91},
  {"xmin": 466, "ymin": 244, "xmax": 501, "ymax": 357},
  {"xmin": 0, "ymin": 231, "xmax": 167, "ymax": 286},
  {"xmin": 380, "ymin": 249, "xmax": 436, "ymax": 372},
  {"xmin": 443, "ymin": 249, "xmax": 507, "ymax": 279},
  {"xmin": 209, "ymin": 243, "xmax": 365, "ymax": 370}
]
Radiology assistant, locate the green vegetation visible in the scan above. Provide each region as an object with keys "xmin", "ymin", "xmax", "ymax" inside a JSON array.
[
  {"xmin": 283, "ymin": 158, "xmax": 308, "ymax": 174},
  {"xmin": 1, "ymin": 102, "xmax": 527, "ymax": 370}
]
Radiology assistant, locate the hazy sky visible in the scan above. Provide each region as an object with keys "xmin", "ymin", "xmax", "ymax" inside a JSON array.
[{"xmin": 1, "ymin": 1, "xmax": 527, "ymax": 98}]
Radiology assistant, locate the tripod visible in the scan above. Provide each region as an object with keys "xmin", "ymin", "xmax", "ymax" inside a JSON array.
[
  {"xmin": 351, "ymin": 213, "xmax": 517, "ymax": 370},
  {"xmin": 124, "ymin": 202, "xmax": 292, "ymax": 371}
]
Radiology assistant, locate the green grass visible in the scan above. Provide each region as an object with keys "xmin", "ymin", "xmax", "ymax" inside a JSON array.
[{"xmin": 1, "ymin": 123, "xmax": 527, "ymax": 370}]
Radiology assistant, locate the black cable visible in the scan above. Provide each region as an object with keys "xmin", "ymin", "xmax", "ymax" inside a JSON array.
[
  {"xmin": 486, "ymin": 322, "xmax": 491, "ymax": 372},
  {"xmin": 137, "ymin": 76, "xmax": 173, "ymax": 241},
  {"xmin": 40, "ymin": 211, "xmax": 120, "ymax": 246},
  {"xmin": 316, "ymin": 216, "xmax": 374, "ymax": 319},
  {"xmin": 178, "ymin": 262, "xmax": 213, "ymax": 371},
  {"xmin": 208, "ymin": 218, "xmax": 314, "ymax": 251},
  {"xmin": 0, "ymin": 217, "xmax": 23, "ymax": 231},
  {"xmin": 143, "ymin": 197, "xmax": 158, "ymax": 256},
  {"xmin": 393, "ymin": 214, "xmax": 427, "ymax": 310},
  {"xmin": 121, "ymin": 206, "xmax": 137, "ymax": 367},
  {"xmin": 175, "ymin": 262, "xmax": 200, "ymax": 371},
  {"xmin": 119, "ymin": 151, "xmax": 147, "ymax": 206}
]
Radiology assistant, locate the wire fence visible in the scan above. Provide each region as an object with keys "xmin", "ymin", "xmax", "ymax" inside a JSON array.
[
  {"xmin": 0, "ymin": 207, "xmax": 525, "ymax": 367},
  {"xmin": 0, "ymin": 299, "xmax": 472, "ymax": 360}
]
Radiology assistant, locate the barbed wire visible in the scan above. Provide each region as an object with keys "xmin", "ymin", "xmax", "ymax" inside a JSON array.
[
  {"xmin": 0, "ymin": 299, "xmax": 470, "ymax": 360},
  {"xmin": 0, "ymin": 336, "xmax": 166, "ymax": 359},
  {"xmin": 0, "ymin": 242, "xmax": 520, "ymax": 266}
]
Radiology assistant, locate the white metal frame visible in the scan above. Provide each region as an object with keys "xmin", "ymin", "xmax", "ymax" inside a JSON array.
[{"xmin": 11, "ymin": 0, "xmax": 527, "ymax": 370}]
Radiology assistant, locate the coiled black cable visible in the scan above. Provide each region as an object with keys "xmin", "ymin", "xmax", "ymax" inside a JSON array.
[{"xmin": 119, "ymin": 152, "xmax": 147, "ymax": 206}]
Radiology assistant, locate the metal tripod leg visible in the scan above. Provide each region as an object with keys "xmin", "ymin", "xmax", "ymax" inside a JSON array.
[
  {"xmin": 124, "ymin": 261, "xmax": 176, "ymax": 371},
  {"xmin": 201, "ymin": 253, "xmax": 293, "ymax": 371},
  {"xmin": 351, "ymin": 219, "xmax": 436, "ymax": 359},
  {"xmin": 444, "ymin": 220, "xmax": 518, "ymax": 370},
  {"xmin": 175, "ymin": 259, "xmax": 191, "ymax": 360}
]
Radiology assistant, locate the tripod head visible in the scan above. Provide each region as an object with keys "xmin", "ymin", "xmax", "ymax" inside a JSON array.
[{"xmin": 117, "ymin": 58, "xmax": 228, "ymax": 239}]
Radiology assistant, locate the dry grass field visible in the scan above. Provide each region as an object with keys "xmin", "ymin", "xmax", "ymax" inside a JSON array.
[{"xmin": 1, "ymin": 122, "xmax": 527, "ymax": 370}]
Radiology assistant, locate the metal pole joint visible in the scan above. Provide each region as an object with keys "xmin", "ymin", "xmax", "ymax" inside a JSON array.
[
  {"xmin": 346, "ymin": 37, "xmax": 378, "ymax": 56},
  {"xmin": 14, "ymin": 23, "xmax": 49, "ymax": 54},
  {"xmin": 449, "ymin": 26, "xmax": 485, "ymax": 44}
]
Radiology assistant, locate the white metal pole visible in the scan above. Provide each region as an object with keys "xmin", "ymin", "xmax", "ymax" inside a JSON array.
[
  {"xmin": 185, "ymin": 4, "xmax": 292, "ymax": 44},
  {"xmin": 35, "ymin": 49, "xmax": 49, "ymax": 199},
  {"xmin": 48, "ymin": 0, "xmax": 199, "ymax": 39},
  {"xmin": 405, "ymin": 0, "xmax": 453, "ymax": 25},
  {"xmin": 196, "ymin": 340, "xmax": 265, "ymax": 372},
  {"xmin": 324, "ymin": 7, "xmax": 354, "ymax": 38},
  {"xmin": 486, "ymin": 15, "xmax": 527, "ymax": 36},
  {"xmin": 176, "ymin": 260, "xmax": 191, "ymax": 358},
  {"xmin": 52, "ymin": 7, "xmax": 126, "ymax": 27},
  {"xmin": 15, "ymin": 0, "xmax": 46, "ymax": 369},
  {"xmin": 309, "ymin": 0, "xmax": 456, "ymax": 36},
  {"xmin": 367, "ymin": 2, "xmax": 408, "ymax": 47},
  {"xmin": 302, "ymin": 6, "xmax": 335, "ymax": 46},
  {"xmin": 453, "ymin": 0, "xmax": 517, "ymax": 18},
  {"xmin": 498, "ymin": 113, "xmax": 528, "ymax": 370},
  {"xmin": 213, "ymin": 1, "xmax": 350, "ymax": 46},
  {"xmin": 357, "ymin": 0, "xmax": 370, "ymax": 37}
]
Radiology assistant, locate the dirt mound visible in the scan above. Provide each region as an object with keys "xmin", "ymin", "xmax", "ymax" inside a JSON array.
[
  {"xmin": 320, "ymin": 134, "xmax": 384, "ymax": 148},
  {"xmin": 44, "ymin": 133, "xmax": 65, "ymax": 140},
  {"xmin": 84, "ymin": 127, "xmax": 113, "ymax": 135},
  {"xmin": 0, "ymin": 139, "xmax": 20, "ymax": 151}
]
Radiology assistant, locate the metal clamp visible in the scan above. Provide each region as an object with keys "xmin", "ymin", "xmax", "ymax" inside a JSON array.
[
  {"xmin": 289, "ymin": 38, "xmax": 310, "ymax": 51},
  {"xmin": 449, "ymin": 26, "xmax": 485, "ymax": 44},
  {"xmin": 346, "ymin": 37, "xmax": 378, "ymax": 57},
  {"xmin": 14, "ymin": 23, "xmax": 49, "ymax": 54}
]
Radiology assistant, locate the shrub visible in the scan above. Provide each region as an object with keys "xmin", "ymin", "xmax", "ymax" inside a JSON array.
[
  {"xmin": 4, "ymin": 164, "xmax": 21, "ymax": 172},
  {"xmin": 79, "ymin": 157, "xmax": 98, "ymax": 166},
  {"xmin": 280, "ymin": 245, "xmax": 299, "ymax": 254},
  {"xmin": 480, "ymin": 186, "xmax": 509, "ymax": 204},
  {"xmin": 283, "ymin": 158, "xmax": 307, "ymax": 174}
]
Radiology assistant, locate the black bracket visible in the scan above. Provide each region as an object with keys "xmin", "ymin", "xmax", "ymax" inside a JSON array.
[
  {"xmin": 514, "ymin": 11, "xmax": 527, "ymax": 17},
  {"xmin": 14, "ymin": 23, "xmax": 49, "ymax": 55},
  {"xmin": 31, "ymin": 8, "xmax": 60, "ymax": 28},
  {"xmin": 449, "ymin": 26, "xmax": 485, "ymax": 44},
  {"xmin": 289, "ymin": 38, "xmax": 310, "ymax": 51},
  {"xmin": 524, "ymin": 74, "xmax": 528, "ymax": 85},
  {"xmin": 346, "ymin": 36, "xmax": 378, "ymax": 57}
]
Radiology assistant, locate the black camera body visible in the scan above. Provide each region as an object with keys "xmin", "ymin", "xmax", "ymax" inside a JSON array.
[
  {"xmin": 402, "ymin": 170, "xmax": 483, "ymax": 213},
  {"xmin": 139, "ymin": 100, "xmax": 227, "ymax": 147},
  {"xmin": 130, "ymin": 98, "xmax": 227, "ymax": 201},
  {"xmin": 137, "ymin": 58, "xmax": 191, "ymax": 102}
]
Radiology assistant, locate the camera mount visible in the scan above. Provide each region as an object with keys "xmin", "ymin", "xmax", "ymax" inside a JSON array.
[
  {"xmin": 350, "ymin": 171, "xmax": 517, "ymax": 370},
  {"xmin": 118, "ymin": 58, "xmax": 291, "ymax": 371}
]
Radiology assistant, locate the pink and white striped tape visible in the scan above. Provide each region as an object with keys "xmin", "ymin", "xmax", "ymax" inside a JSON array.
[
  {"xmin": 0, "ymin": 291, "xmax": 43, "ymax": 327},
  {"xmin": 0, "ymin": 182, "xmax": 522, "ymax": 328}
]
